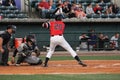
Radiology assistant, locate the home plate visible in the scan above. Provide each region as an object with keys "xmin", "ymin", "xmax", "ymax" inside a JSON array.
[
  {"xmin": 93, "ymin": 65, "xmax": 107, "ymax": 68},
  {"xmin": 112, "ymin": 63, "xmax": 120, "ymax": 66}
]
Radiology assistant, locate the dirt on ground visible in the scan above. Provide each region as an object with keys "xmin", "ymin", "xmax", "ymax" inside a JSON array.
[
  {"xmin": 0, "ymin": 60, "xmax": 120, "ymax": 74},
  {"xmin": 0, "ymin": 51, "xmax": 120, "ymax": 75}
]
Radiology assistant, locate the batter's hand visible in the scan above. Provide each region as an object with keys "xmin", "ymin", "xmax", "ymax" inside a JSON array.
[
  {"xmin": 42, "ymin": 22, "xmax": 49, "ymax": 28},
  {"xmin": 11, "ymin": 57, "xmax": 15, "ymax": 64}
]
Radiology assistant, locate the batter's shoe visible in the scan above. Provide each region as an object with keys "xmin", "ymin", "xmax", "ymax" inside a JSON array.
[
  {"xmin": 78, "ymin": 62, "xmax": 87, "ymax": 67},
  {"xmin": 43, "ymin": 63, "xmax": 48, "ymax": 67}
]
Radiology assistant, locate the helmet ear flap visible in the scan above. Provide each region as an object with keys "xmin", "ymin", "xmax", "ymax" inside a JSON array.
[{"xmin": 55, "ymin": 15, "xmax": 63, "ymax": 21}]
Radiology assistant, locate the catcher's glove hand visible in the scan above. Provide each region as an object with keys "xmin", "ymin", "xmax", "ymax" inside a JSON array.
[
  {"xmin": 11, "ymin": 57, "xmax": 15, "ymax": 64},
  {"xmin": 21, "ymin": 52, "xmax": 27, "ymax": 57}
]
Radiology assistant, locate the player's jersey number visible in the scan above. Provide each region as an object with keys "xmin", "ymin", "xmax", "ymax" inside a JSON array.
[{"xmin": 54, "ymin": 23, "xmax": 63, "ymax": 30}]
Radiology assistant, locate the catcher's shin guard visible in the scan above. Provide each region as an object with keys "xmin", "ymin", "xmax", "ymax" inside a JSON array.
[
  {"xmin": 29, "ymin": 59, "xmax": 43, "ymax": 65},
  {"xmin": 38, "ymin": 59, "xmax": 43, "ymax": 65},
  {"xmin": 16, "ymin": 55, "xmax": 25, "ymax": 64}
]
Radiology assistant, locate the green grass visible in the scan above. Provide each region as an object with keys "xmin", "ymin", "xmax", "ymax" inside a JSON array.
[
  {"xmin": 40, "ymin": 55, "xmax": 120, "ymax": 61},
  {"xmin": 0, "ymin": 74, "xmax": 120, "ymax": 80},
  {"xmin": 9, "ymin": 55, "xmax": 120, "ymax": 62}
]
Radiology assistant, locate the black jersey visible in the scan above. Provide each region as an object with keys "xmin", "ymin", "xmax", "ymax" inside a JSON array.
[{"xmin": 0, "ymin": 31, "xmax": 11, "ymax": 46}]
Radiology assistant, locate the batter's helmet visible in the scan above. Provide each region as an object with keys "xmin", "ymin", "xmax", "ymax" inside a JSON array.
[
  {"xmin": 55, "ymin": 15, "xmax": 63, "ymax": 21},
  {"xmin": 7, "ymin": 25, "xmax": 17, "ymax": 33}
]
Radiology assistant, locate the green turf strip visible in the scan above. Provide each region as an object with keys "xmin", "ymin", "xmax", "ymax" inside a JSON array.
[
  {"xmin": 0, "ymin": 74, "xmax": 120, "ymax": 80},
  {"xmin": 40, "ymin": 55, "xmax": 120, "ymax": 61},
  {"xmin": 9, "ymin": 55, "xmax": 120, "ymax": 62}
]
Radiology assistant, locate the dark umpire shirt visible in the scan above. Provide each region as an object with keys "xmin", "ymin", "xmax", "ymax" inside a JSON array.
[{"xmin": 0, "ymin": 31, "xmax": 11, "ymax": 46}]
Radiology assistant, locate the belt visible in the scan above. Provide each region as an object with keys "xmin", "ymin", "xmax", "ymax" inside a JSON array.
[{"xmin": 51, "ymin": 34, "xmax": 62, "ymax": 37}]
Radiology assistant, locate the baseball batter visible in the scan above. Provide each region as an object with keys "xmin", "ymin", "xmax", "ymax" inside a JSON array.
[{"xmin": 42, "ymin": 15, "xmax": 87, "ymax": 67}]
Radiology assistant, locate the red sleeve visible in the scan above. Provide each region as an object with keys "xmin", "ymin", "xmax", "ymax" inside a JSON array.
[
  {"xmin": 93, "ymin": 7, "xmax": 97, "ymax": 12},
  {"xmin": 38, "ymin": 2, "xmax": 43, "ymax": 7}
]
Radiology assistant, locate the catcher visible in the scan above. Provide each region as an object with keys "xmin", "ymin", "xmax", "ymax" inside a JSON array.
[{"xmin": 11, "ymin": 34, "xmax": 42, "ymax": 66}]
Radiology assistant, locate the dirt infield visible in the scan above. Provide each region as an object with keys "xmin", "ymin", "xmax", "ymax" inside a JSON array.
[{"xmin": 0, "ymin": 60, "xmax": 120, "ymax": 74}]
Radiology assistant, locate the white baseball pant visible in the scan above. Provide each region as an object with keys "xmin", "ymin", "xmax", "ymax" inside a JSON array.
[{"xmin": 46, "ymin": 35, "xmax": 77, "ymax": 58}]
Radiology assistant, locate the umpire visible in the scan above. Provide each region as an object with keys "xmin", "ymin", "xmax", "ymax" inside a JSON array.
[{"xmin": 0, "ymin": 25, "xmax": 16, "ymax": 66}]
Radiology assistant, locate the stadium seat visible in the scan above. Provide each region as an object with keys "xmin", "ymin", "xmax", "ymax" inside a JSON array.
[
  {"xmin": 92, "ymin": 14, "xmax": 100, "ymax": 18},
  {"xmin": 2, "ymin": 9, "xmax": 11, "ymax": 14},
  {"xmin": 17, "ymin": 13, "xmax": 28, "ymax": 18},
  {"xmin": 106, "ymin": 2, "xmax": 112, "ymax": 7},
  {"xmin": 116, "ymin": 13, "xmax": 120, "ymax": 18},
  {"xmin": 6, "ymin": 13, "xmax": 16, "ymax": 18},
  {"xmin": 71, "ymin": 1, "xmax": 76, "ymax": 4},
  {"xmin": 37, "ymin": 0, "xmax": 41, "ymax": 1},
  {"xmin": 86, "ymin": 14, "xmax": 93, "ymax": 18},
  {"xmin": 92, "ymin": 0, "xmax": 98, "ymax": 3},
  {"xmin": 30, "ymin": 0, "xmax": 38, "ymax": 8},
  {"xmin": 0, "ymin": 10, "xmax": 2, "ymax": 13},
  {"xmin": 104, "ymin": 0, "xmax": 111, "ymax": 3},
  {"xmin": 108, "ymin": 14, "xmax": 116, "ymax": 18},
  {"xmin": 101, "ymin": 6, "xmax": 107, "ymax": 13},
  {"xmin": 82, "ymin": 2, "xmax": 88, "ymax": 7},
  {"xmin": 7, "ymin": 6, "xmax": 17, "ymax": 10},
  {"xmin": 0, "ymin": 13, "xmax": 4, "ymax": 18},
  {"xmin": 79, "ymin": 0, "xmax": 92, "ymax": 3},
  {"xmin": 85, "ymin": 0, "xmax": 92, "ymax": 3},
  {"xmin": 100, "ymin": 14, "xmax": 108, "ymax": 18},
  {"xmin": 35, "ymin": 2, "xmax": 39, "ymax": 8},
  {"xmin": 0, "ymin": 13, "xmax": 6, "ymax": 18},
  {"xmin": 98, "ymin": 3, "xmax": 106, "ymax": 7},
  {"xmin": 79, "ymin": 0, "xmax": 85, "ymax": 3},
  {"xmin": 91, "ymin": 2, "xmax": 96, "ymax": 7},
  {"xmin": 0, "ymin": 6, "xmax": 7, "ymax": 10},
  {"xmin": 13, "ymin": 9, "xmax": 20, "ymax": 14}
]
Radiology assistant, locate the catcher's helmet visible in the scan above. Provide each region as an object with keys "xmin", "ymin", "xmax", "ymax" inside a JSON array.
[
  {"xmin": 7, "ymin": 25, "xmax": 17, "ymax": 33},
  {"xmin": 55, "ymin": 15, "xmax": 63, "ymax": 21},
  {"xmin": 26, "ymin": 35, "xmax": 36, "ymax": 45}
]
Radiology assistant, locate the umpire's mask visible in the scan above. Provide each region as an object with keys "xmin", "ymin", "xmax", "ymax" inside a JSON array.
[{"xmin": 7, "ymin": 25, "xmax": 17, "ymax": 34}]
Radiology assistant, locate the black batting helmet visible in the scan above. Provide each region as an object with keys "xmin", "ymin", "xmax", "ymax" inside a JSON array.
[
  {"xmin": 55, "ymin": 15, "xmax": 63, "ymax": 21},
  {"xmin": 7, "ymin": 25, "xmax": 17, "ymax": 33}
]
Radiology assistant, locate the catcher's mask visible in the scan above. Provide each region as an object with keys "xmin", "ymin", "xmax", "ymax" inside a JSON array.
[
  {"xmin": 7, "ymin": 25, "xmax": 17, "ymax": 34},
  {"xmin": 26, "ymin": 35, "xmax": 36, "ymax": 45}
]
